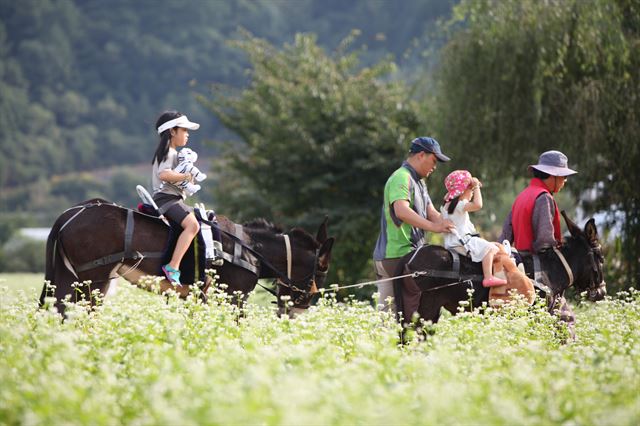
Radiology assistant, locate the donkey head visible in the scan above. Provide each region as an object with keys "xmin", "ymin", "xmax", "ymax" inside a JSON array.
[
  {"xmin": 277, "ymin": 216, "xmax": 334, "ymax": 316},
  {"xmin": 562, "ymin": 211, "xmax": 607, "ymax": 301}
]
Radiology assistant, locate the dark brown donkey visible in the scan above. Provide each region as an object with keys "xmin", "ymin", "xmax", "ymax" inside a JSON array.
[
  {"xmin": 393, "ymin": 212, "xmax": 606, "ymax": 336},
  {"xmin": 40, "ymin": 199, "xmax": 334, "ymax": 316}
]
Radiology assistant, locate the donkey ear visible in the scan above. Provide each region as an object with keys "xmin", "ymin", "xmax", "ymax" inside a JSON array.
[
  {"xmin": 584, "ymin": 218, "xmax": 599, "ymax": 243},
  {"xmin": 318, "ymin": 237, "xmax": 335, "ymax": 269},
  {"xmin": 561, "ymin": 210, "xmax": 581, "ymax": 237},
  {"xmin": 316, "ymin": 216, "xmax": 329, "ymax": 244}
]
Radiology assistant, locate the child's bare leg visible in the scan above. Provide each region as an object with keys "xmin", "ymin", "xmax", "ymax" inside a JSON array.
[
  {"xmin": 493, "ymin": 241, "xmax": 507, "ymax": 255},
  {"xmin": 482, "ymin": 245, "xmax": 498, "ymax": 279},
  {"xmin": 482, "ymin": 245, "xmax": 507, "ymax": 287},
  {"xmin": 169, "ymin": 213, "xmax": 200, "ymax": 270}
]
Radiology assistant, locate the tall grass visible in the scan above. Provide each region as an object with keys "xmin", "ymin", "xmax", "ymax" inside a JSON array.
[{"xmin": 0, "ymin": 275, "xmax": 638, "ymax": 425}]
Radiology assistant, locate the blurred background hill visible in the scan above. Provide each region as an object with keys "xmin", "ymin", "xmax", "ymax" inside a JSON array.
[{"xmin": 0, "ymin": 0, "xmax": 450, "ymax": 212}]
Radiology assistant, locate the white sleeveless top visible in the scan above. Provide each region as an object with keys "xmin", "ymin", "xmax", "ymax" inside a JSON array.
[{"xmin": 441, "ymin": 199, "xmax": 494, "ymax": 262}]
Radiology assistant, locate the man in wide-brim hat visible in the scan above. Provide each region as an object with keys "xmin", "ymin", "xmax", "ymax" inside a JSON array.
[{"xmin": 499, "ymin": 150, "xmax": 578, "ymax": 253}]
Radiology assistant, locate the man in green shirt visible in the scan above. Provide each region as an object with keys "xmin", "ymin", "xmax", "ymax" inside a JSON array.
[{"xmin": 373, "ymin": 137, "xmax": 455, "ymax": 316}]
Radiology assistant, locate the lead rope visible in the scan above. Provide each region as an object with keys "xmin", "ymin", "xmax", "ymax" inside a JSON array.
[{"xmin": 319, "ymin": 271, "xmax": 422, "ymax": 293}]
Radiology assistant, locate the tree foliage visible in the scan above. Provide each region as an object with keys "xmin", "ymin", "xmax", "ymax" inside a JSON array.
[
  {"xmin": 200, "ymin": 32, "xmax": 423, "ymax": 287},
  {"xmin": 434, "ymin": 0, "xmax": 640, "ymax": 288},
  {"xmin": 0, "ymin": 0, "xmax": 451, "ymax": 224}
]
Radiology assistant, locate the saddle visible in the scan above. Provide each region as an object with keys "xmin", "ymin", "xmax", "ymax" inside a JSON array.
[
  {"xmin": 404, "ymin": 245, "xmax": 484, "ymax": 289},
  {"xmin": 136, "ymin": 185, "xmax": 258, "ymax": 279},
  {"xmin": 404, "ymin": 244, "xmax": 535, "ymax": 306}
]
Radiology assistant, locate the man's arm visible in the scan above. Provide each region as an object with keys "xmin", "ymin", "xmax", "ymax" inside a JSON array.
[
  {"xmin": 393, "ymin": 200, "xmax": 454, "ymax": 233},
  {"xmin": 532, "ymin": 194, "xmax": 559, "ymax": 252},
  {"xmin": 498, "ymin": 211, "xmax": 513, "ymax": 243}
]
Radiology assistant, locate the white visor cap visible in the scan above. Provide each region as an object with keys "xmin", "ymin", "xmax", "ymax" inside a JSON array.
[{"xmin": 157, "ymin": 115, "xmax": 200, "ymax": 134}]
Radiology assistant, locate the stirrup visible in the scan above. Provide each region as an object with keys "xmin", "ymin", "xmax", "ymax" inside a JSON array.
[{"xmin": 211, "ymin": 241, "xmax": 224, "ymax": 266}]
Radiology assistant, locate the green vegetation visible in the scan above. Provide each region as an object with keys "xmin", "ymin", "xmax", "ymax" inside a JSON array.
[
  {"xmin": 0, "ymin": 0, "xmax": 447, "ymax": 209},
  {"xmin": 200, "ymin": 31, "xmax": 423, "ymax": 287},
  {"xmin": 1, "ymin": 275, "xmax": 638, "ymax": 425},
  {"xmin": 433, "ymin": 0, "xmax": 640, "ymax": 289},
  {"xmin": 0, "ymin": 273, "xmax": 44, "ymax": 300}
]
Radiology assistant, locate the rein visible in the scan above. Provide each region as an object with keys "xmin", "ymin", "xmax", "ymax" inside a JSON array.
[{"xmin": 199, "ymin": 216, "xmax": 323, "ymax": 294}]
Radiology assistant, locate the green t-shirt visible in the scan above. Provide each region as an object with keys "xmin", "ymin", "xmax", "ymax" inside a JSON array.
[{"xmin": 373, "ymin": 162, "xmax": 431, "ymax": 260}]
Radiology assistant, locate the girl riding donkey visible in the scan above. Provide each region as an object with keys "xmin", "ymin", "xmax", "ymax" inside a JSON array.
[
  {"xmin": 440, "ymin": 170, "xmax": 507, "ymax": 287},
  {"xmin": 151, "ymin": 110, "xmax": 221, "ymax": 285}
]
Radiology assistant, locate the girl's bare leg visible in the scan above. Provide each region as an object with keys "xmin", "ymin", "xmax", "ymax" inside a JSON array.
[{"xmin": 169, "ymin": 213, "xmax": 200, "ymax": 269}]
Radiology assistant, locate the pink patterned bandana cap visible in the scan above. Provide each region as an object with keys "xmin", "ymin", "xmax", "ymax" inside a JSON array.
[{"xmin": 444, "ymin": 170, "xmax": 472, "ymax": 202}]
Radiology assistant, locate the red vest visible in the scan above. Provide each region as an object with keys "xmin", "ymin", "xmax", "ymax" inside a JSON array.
[{"xmin": 511, "ymin": 178, "xmax": 561, "ymax": 251}]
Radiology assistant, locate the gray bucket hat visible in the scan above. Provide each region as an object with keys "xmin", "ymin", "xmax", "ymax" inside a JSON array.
[{"xmin": 529, "ymin": 150, "xmax": 577, "ymax": 176}]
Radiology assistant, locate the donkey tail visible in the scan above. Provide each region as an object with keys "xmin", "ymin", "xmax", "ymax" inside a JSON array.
[{"xmin": 40, "ymin": 217, "xmax": 65, "ymax": 307}]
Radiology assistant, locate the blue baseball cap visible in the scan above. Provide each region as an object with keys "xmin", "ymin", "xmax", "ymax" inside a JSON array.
[{"xmin": 409, "ymin": 137, "xmax": 450, "ymax": 162}]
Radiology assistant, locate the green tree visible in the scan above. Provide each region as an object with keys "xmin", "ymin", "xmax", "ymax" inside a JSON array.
[
  {"xmin": 200, "ymin": 31, "xmax": 423, "ymax": 289},
  {"xmin": 433, "ymin": 0, "xmax": 639, "ymax": 289},
  {"xmin": 1, "ymin": 0, "xmax": 452, "ymax": 231}
]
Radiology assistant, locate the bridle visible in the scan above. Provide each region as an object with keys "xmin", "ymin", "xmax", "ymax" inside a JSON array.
[
  {"xmin": 554, "ymin": 239, "xmax": 605, "ymax": 297},
  {"xmin": 584, "ymin": 242, "xmax": 606, "ymax": 298},
  {"xmin": 276, "ymin": 234, "xmax": 328, "ymax": 305}
]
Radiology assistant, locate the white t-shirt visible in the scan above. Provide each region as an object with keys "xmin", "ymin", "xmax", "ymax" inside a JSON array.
[{"xmin": 152, "ymin": 148, "xmax": 185, "ymax": 198}]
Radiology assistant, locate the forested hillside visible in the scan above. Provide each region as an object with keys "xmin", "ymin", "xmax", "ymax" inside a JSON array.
[
  {"xmin": 0, "ymin": 0, "xmax": 451, "ymax": 273},
  {"xmin": 0, "ymin": 0, "xmax": 449, "ymax": 192}
]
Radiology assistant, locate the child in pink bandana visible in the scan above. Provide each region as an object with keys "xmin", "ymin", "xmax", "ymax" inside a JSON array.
[{"xmin": 441, "ymin": 170, "xmax": 507, "ymax": 287}]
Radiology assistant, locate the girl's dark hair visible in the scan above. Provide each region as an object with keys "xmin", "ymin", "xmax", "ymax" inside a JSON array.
[
  {"xmin": 532, "ymin": 168, "xmax": 551, "ymax": 180},
  {"xmin": 446, "ymin": 196, "xmax": 461, "ymax": 215},
  {"xmin": 152, "ymin": 110, "xmax": 183, "ymax": 165}
]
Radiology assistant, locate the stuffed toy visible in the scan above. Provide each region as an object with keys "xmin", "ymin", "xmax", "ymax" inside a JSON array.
[
  {"xmin": 489, "ymin": 250, "xmax": 536, "ymax": 307},
  {"xmin": 174, "ymin": 148, "xmax": 207, "ymax": 196}
]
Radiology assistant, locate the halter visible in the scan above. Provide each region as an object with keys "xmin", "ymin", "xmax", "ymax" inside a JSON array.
[
  {"xmin": 585, "ymin": 242, "xmax": 606, "ymax": 297},
  {"xmin": 197, "ymin": 217, "xmax": 326, "ymax": 305},
  {"xmin": 276, "ymin": 233, "xmax": 327, "ymax": 295},
  {"xmin": 552, "ymin": 240, "xmax": 605, "ymax": 297}
]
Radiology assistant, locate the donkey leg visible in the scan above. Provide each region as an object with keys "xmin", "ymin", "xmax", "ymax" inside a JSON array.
[
  {"xmin": 554, "ymin": 296, "xmax": 576, "ymax": 342},
  {"xmin": 419, "ymin": 294, "xmax": 443, "ymax": 324},
  {"xmin": 105, "ymin": 277, "xmax": 119, "ymax": 297},
  {"xmin": 44, "ymin": 259, "xmax": 83, "ymax": 317}
]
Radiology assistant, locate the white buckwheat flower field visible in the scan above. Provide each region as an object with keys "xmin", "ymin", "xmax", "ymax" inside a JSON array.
[{"xmin": 1, "ymin": 275, "xmax": 638, "ymax": 425}]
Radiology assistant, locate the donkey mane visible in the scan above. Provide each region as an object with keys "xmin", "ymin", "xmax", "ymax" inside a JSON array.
[
  {"xmin": 289, "ymin": 228, "xmax": 320, "ymax": 250},
  {"xmin": 243, "ymin": 219, "xmax": 319, "ymax": 250},
  {"xmin": 243, "ymin": 218, "xmax": 284, "ymax": 234}
]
